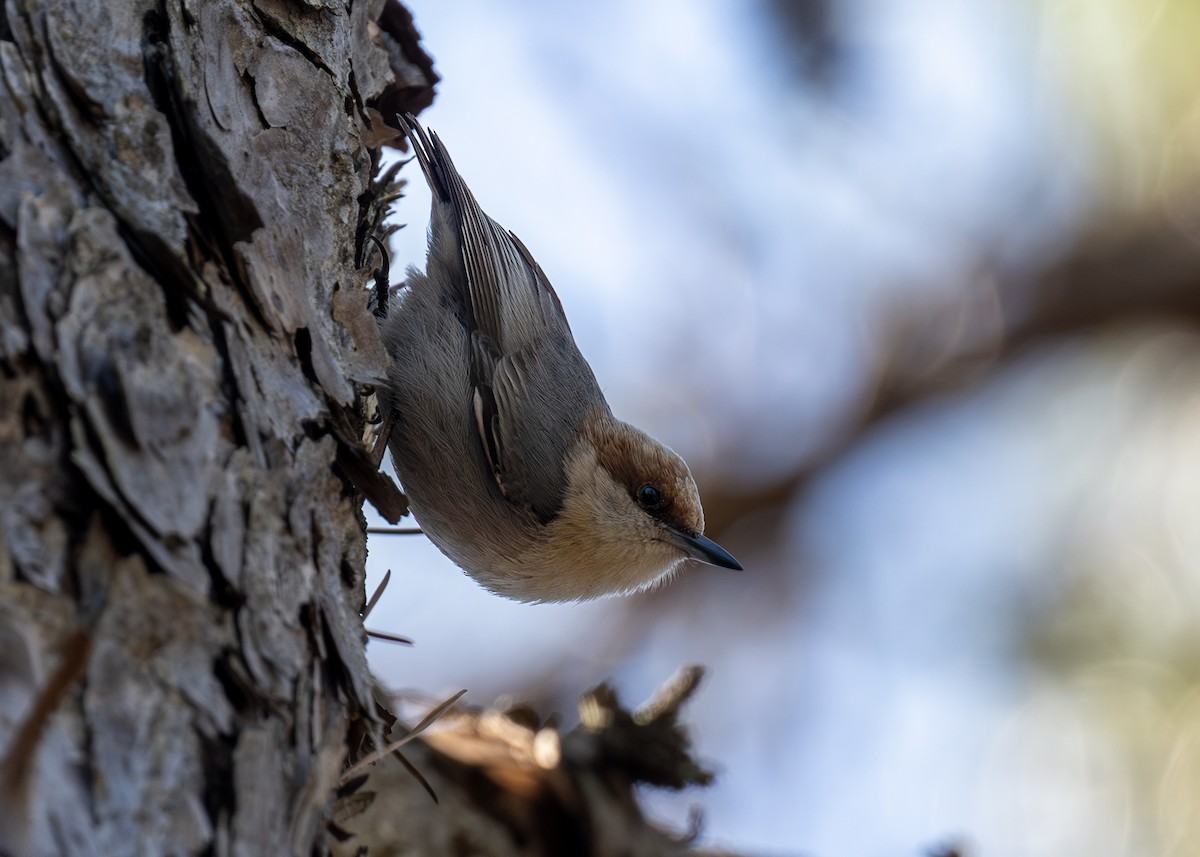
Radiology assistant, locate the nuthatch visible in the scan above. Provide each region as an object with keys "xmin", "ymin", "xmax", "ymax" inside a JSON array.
[{"xmin": 379, "ymin": 114, "xmax": 741, "ymax": 602}]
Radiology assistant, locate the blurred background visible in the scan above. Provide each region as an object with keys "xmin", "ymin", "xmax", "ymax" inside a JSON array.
[{"xmin": 365, "ymin": 1, "xmax": 1200, "ymax": 854}]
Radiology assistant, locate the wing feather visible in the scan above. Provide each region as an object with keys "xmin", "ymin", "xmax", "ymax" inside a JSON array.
[{"xmin": 398, "ymin": 114, "xmax": 606, "ymax": 521}]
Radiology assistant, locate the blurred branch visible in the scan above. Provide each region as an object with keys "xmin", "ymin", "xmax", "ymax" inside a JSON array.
[
  {"xmin": 1007, "ymin": 213, "xmax": 1200, "ymax": 342},
  {"xmin": 763, "ymin": 0, "xmax": 841, "ymax": 88},
  {"xmin": 703, "ymin": 209, "xmax": 1200, "ymax": 536}
]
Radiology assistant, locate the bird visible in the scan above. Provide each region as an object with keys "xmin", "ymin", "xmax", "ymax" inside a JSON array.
[{"xmin": 378, "ymin": 114, "xmax": 741, "ymax": 602}]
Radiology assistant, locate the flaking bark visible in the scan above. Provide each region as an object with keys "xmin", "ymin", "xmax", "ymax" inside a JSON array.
[{"xmin": 0, "ymin": 0, "xmax": 431, "ymax": 853}]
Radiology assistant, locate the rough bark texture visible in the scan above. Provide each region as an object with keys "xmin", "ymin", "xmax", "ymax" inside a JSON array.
[{"xmin": 0, "ymin": 0, "xmax": 431, "ymax": 854}]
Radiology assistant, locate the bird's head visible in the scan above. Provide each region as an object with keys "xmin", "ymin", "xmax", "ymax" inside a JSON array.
[{"xmin": 543, "ymin": 412, "xmax": 741, "ymax": 600}]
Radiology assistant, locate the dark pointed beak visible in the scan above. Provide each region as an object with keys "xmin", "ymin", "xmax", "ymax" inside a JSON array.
[{"xmin": 667, "ymin": 528, "xmax": 743, "ymax": 571}]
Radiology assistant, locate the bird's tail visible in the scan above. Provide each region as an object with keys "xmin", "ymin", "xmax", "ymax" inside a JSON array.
[{"xmin": 395, "ymin": 113, "xmax": 460, "ymax": 206}]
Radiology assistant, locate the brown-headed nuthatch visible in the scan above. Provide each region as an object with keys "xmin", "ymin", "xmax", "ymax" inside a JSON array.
[{"xmin": 379, "ymin": 115, "xmax": 741, "ymax": 602}]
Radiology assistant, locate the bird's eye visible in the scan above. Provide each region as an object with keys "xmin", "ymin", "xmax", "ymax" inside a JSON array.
[{"xmin": 637, "ymin": 484, "xmax": 663, "ymax": 510}]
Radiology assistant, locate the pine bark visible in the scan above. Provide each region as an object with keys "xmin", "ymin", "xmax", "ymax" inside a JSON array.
[{"xmin": 0, "ymin": 0, "xmax": 428, "ymax": 854}]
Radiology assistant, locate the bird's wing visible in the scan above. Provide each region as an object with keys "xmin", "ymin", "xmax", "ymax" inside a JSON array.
[
  {"xmin": 472, "ymin": 332, "xmax": 602, "ymax": 522},
  {"xmin": 396, "ymin": 115, "xmax": 603, "ymax": 521}
]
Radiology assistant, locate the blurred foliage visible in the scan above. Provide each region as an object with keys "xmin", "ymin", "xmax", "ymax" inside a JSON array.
[
  {"xmin": 1026, "ymin": 328, "xmax": 1200, "ymax": 855},
  {"xmin": 1024, "ymin": 6, "xmax": 1200, "ymax": 848},
  {"xmin": 1042, "ymin": 0, "xmax": 1200, "ymax": 203}
]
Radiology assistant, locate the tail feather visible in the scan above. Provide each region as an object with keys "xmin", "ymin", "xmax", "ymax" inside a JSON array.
[{"xmin": 395, "ymin": 113, "xmax": 547, "ymax": 353}]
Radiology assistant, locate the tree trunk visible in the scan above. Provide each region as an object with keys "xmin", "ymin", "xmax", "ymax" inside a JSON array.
[{"xmin": 0, "ymin": 0, "xmax": 430, "ymax": 854}]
